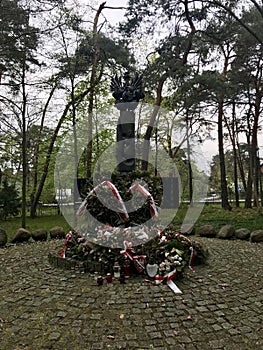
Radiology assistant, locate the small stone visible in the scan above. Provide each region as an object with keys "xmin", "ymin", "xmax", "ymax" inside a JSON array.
[
  {"xmin": 50, "ymin": 226, "xmax": 65, "ymax": 239},
  {"xmin": 11, "ymin": 228, "xmax": 31, "ymax": 243},
  {"xmin": 31, "ymin": 229, "xmax": 48, "ymax": 241},
  {"xmin": 57, "ymin": 311, "xmax": 67, "ymax": 318},
  {"xmin": 250, "ymin": 230, "xmax": 263, "ymax": 243},
  {"xmin": 198, "ymin": 225, "xmax": 216, "ymax": 237},
  {"xmin": 107, "ymin": 335, "xmax": 115, "ymax": 340},
  {"xmin": 217, "ymin": 225, "xmax": 235, "ymax": 239},
  {"xmin": 48, "ymin": 332, "xmax": 61, "ymax": 340},
  {"xmin": 235, "ymin": 228, "xmax": 250, "ymax": 240}
]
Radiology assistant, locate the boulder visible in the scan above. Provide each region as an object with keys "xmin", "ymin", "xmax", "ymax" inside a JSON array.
[
  {"xmin": 198, "ymin": 225, "xmax": 216, "ymax": 238},
  {"xmin": 250, "ymin": 230, "xmax": 263, "ymax": 243},
  {"xmin": 235, "ymin": 228, "xmax": 250, "ymax": 240},
  {"xmin": 31, "ymin": 229, "xmax": 48, "ymax": 241},
  {"xmin": 12, "ymin": 228, "xmax": 31, "ymax": 243},
  {"xmin": 217, "ymin": 225, "xmax": 235, "ymax": 239},
  {"xmin": 0, "ymin": 227, "xmax": 7, "ymax": 247},
  {"xmin": 50, "ymin": 226, "xmax": 65, "ymax": 239}
]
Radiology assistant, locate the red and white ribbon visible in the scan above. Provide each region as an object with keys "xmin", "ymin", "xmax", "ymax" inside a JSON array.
[
  {"xmin": 129, "ymin": 183, "xmax": 158, "ymax": 218},
  {"xmin": 120, "ymin": 240, "xmax": 146, "ymax": 273},
  {"xmin": 154, "ymin": 270, "xmax": 182, "ymax": 294},
  {"xmin": 166, "ymin": 270, "xmax": 182, "ymax": 294},
  {"xmin": 76, "ymin": 180, "xmax": 129, "ymax": 220},
  {"xmin": 61, "ymin": 231, "xmax": 73, "ymax": 258}
]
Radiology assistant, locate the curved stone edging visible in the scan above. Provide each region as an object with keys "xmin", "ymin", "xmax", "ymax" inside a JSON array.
[
  {"xmin": 197, "ymin": 224, "xmax": 263, "ymax": 242},
  {"xmin": 1, "ymin": 223, "xmax": 262, "ymax": 249}
]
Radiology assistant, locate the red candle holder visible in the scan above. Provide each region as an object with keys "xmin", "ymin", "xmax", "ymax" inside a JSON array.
[{"xmin": 106, "ymin": 273, "xmax": 112, "ymax": 283}]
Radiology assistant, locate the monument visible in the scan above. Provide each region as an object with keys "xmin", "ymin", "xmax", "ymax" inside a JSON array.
[{"xmin": 110, "ymin": 71, "xmax": 144, "ymax": 174}]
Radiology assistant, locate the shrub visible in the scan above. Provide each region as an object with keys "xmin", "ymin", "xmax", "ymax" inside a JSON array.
[{"xmin": 0, "ymin": 178, "xmax": 20, "ymax": 220}]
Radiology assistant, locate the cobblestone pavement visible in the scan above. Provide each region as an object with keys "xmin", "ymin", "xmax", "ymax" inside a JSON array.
[{"xmin": 0, "ymin": 237, "xmax": 262, "ymax": 350}]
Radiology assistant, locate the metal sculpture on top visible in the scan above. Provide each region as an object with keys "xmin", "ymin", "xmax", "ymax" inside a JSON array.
[
  {"xmin": 111, "ymin": 71, "xmax": 145, "ymax": 174},
  {"xmin": 111, "ymin": 71, "xmax": 145, "ymax": 104}
]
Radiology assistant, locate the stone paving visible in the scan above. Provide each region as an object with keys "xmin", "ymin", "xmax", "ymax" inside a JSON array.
[{"xmin": 0, "ymin": 237, "xmax": 262, "ymax": 350}]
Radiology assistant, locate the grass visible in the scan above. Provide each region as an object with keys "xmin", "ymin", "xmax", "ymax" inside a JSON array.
[
  {"xmin": 0, "ymin": 214, "xmax": 71, "ymax": 242},
  {"xmin": 196, "ymin": 207, "xmax": 263, "ymax": 231},
  {"xmin": 195, "ymin": 205, "xmax": 263, "ymax": 232},
  {"xmin": 166, "ymin": 204, "xmax": 263, "ymax": 232},
  {"xmin": 1, "ymin": 204, "xmax": 263, "ymax": 242}
]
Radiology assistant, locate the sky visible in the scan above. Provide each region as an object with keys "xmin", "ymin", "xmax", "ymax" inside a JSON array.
[
  {"xmin": 91, "ymin": 0, "xmax": 215, "ymax": 173},
  {"xmin": 102, "ymin": 0, "xmax": 128, "ymax": 24},
  {"xmin": 91, "ymin": 0, "xmax": 263, "ymax": 172}
]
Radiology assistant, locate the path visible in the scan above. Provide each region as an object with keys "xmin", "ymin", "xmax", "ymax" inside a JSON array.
[{"xmin": 0, "ymin": 237, "xmax": 262, "ymax": 349}]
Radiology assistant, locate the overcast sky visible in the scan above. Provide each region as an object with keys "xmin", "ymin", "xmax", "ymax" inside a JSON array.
[{"xmin": 96, "ymin": 0, "xmax": 263, "ymax": 170}]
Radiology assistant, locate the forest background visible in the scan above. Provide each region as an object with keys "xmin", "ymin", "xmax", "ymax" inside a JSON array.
[{"xmin": 0, "ymin": 0, "xmax": 263, "ymax": 229}]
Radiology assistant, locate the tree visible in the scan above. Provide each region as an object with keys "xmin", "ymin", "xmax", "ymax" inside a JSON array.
[
  {"xmin": 0, "ymin": 0, "xmax": 39, "ymax": 82},
  {"xmin": 0, "ymin": 0, "xmax": 83, "ymax": 221},
  {"xmin": 0, "ymin": 0, "xmax": 40, "ymax": 227},
  {"xmin": 228, "ymin": 6, "xmax": 263, "ymax": 208},
  {"xmin": 120, "ymin": 0, "xmax": 263, "ymax": 210},
  {"xmin": 0, "ymin": 177, "xmax": 20, "ymax": 220},
  {"xmin": 201, "ymin": 0, "xmax": 263, "ymax": 45},
  {"xmin": 29, "ymin": 2, "xmax": 133, "ymax": 217},
  {"xmin": 77, "ymin": 2, "xmax": 132, "ymax": 179}
]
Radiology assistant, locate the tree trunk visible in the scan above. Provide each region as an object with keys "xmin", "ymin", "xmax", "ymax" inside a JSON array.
[
  {"xmin": 245, "ymin": 144, "xmax": 253, "ymax": 208},
  {"xmin": 252, "ymin": 80, "xmax": 261, "ymax": 207},
  {"xmin": 218, "ymin": 99, "xmax": 231, "ymax": 210},
  {"xmin": 30, "ymin": 84, "xmax": 57, "ymax": 218},
  {"xmin": 30, "ymin": 88, "xmax": 90, "ymax": 218},
  {"xmin": 225, "ymin": 101, "xmax": 239, "ymax": 207},
  {"xmin": 141, "ymin": 76, "xmax": 165, "ymax": 171},
  {"xmin": 186, "ymin": 113, "xmax": 193, "ymax": 204},
  {"xmin": 245, "ymin": 80, "xmax": 261, "ymax": 208},
  {"xmin": 21, "ymin": 62, "xmax": 27, "ymax": 228},
  {"xmin": 233, "ymin": 147, "xmax": 239, "ymax": 207},
  {"xmin": 86, "ymin": 2, "xmax": 106, "ymax": 179},
  {"xmin": 236, "ymin": 143, "xmax": 247, "ymax": 193}
]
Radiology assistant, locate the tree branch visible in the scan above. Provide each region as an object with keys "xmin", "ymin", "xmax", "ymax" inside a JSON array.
[
  {"xmin": 204, "ymin": 0, "xmax": 263, "ymax": 44},
  {"xmin": 249, "ymin": 0, "xmax": 263, "ymax": 18}
]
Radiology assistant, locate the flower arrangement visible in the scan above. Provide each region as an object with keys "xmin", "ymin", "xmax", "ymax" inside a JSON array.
[
  {"xmin": 56, "ymin": 179, "xmax": 208, "ymax": 293},
  {"xmin": 60, "ymin": 225, "xmax": 208, "ymax": 285}
]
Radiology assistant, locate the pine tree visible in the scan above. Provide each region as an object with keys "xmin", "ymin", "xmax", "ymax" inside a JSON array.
[{"xmin": 0, "ymin": 178, "xmax": 20, "ymax": 220}]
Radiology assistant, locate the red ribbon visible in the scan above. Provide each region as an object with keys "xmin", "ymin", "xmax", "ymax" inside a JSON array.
[
  {"xmin": 154, "ymin": 269, "xmax": 177, "ymax": 283},
  {"xmin": 61, "ymin": 231, "xmax": 73, "ymax": 258},
  {"xmin": 129, "ymin": 183, "xmax": 158, "ymax": 218},
  {"xmin": 189, "ymin": 246, "xmax": 195, "ymax": 271},
  {"xmin": 76, "ymin": 180, "xmax": 129, "ymax": 220},
  {"xmin": 120, "ymin": 241, "xmax": 146, "ymax": 273},
  {"xmin": 154, "ymin": 270, "xmax": 182, "ymax": 293}
]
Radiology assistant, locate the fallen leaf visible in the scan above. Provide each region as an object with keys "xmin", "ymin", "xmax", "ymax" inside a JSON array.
[
  {"xmin": 119, "ymin": 314, "xmax": 124, "ymax": 320},
  {"xmin": 107, "ymin": 335, "xmax": 115, "ymax": 340}
]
